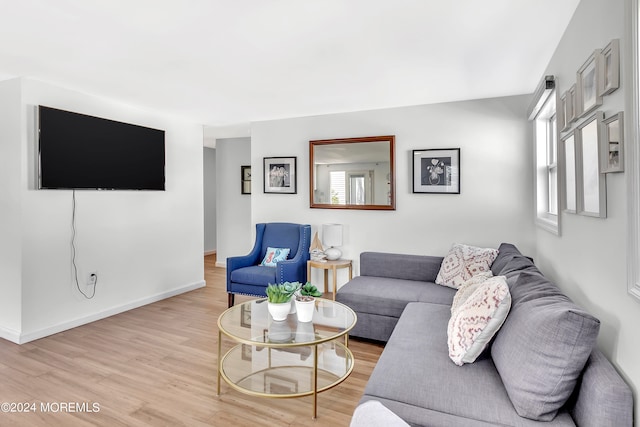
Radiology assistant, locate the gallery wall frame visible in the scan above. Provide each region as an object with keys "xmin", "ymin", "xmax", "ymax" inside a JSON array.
[
  {"xmin": 264, "ymin": 156, "xmax": 297, "ymax": 194},
  {"xmin": 599, "ymin": 39, "xmax": 620, "ymax": 96},
  {"xmin": 241, "ymin": 165, "xmax": 251, "ymax": 195},
  {"xmin": 576, "ymin": 49, "xmax": 603, "ymax": 118},
  {"xmin": 558, "ymin": 90, "xmax": 568, "ymax": 132},
  {"xmin": 601, "ymin": 112, "xmax": 624, "ymax": 173},
  {"xmin": 575, "ymin": 111, "xmax": 606, "ymax": 218},
  {"xmin": 567, "ymin": 84, "xmax": 577, "ymax": 123},
  {"xmin": 561, "ymin": 131, "xmax": 577, "ymax": 214},
  {"xmin": 412, "ymin": 148, "xmax": 460, "ymax": 194}
]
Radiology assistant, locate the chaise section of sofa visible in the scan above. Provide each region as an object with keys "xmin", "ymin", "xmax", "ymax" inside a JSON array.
[
  {"xmin": 344, "ymin": 243, "xmax": 633, "ymax": 426},
  {"xmin": 336, "ymin": 252, "xmax": 454, "ymax": 342}
]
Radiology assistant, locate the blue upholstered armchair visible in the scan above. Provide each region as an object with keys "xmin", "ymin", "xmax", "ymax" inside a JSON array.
[{"xmin": 226, "ymin": 223, "xmax": 311, "ymax": 307}]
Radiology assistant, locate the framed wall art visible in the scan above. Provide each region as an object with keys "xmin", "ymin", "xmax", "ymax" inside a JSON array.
[
  {"xmin": 561, "ymin": 131, "xmax": 577, "ymax": 213},
  {"xmin": 264, "ymin": 156, "xmax": 297, "ymax": 194},
  {"xmin": 575, "ymin": 111, "xmax": 606, "ymax": 218},
  {"xmin": 241, "ymin": 165, "xmax": 251, "ymax": 194},
  {"xmin": 567, "ymin": 84, "xmax": 577, "ymax": 123},
  {"xmin": 576, "ymin": 49, "xmax": 603, "ymax": 118},
  {"xmin": 599, "ymin": 39, "xmax": 620, "ymax": 96},
  {"xmin": 412, "ymin": 148, "xmax": 460, "ymax": 194},
  {"xmin": 558, "ymin": 91, "xmax": 568, "ymax": 132},
  {"xmin": 601, "ymin": 112, "xmax": 624, "ymax": 173}
]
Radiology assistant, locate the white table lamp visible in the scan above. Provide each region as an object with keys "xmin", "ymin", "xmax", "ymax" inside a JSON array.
[{"xmin": 322, "ymin": 224, "xmax": 343, "ymax": 261}]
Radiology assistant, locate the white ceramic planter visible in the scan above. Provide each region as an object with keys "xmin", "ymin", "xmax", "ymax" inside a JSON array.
[
  {"xmin": 295, "ymin": 298, "xmax": 316, "ymax": 322},
  {"xmin": 268, "ymin": 301, "xmax": 291, "ymax": 321}
]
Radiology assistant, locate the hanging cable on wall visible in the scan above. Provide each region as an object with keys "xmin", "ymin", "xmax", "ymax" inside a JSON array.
[{"xmin": 71, "ymin": 190, "xmax": 96, "ymax": 299}]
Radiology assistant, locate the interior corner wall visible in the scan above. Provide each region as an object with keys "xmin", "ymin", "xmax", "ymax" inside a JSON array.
[
  {"xmin": 204, "ymin": 147, "xmax": 217, "ymax": 254},
  {"xmin": 534, "ymin": 0, "xmax": 640, "ymax": 416},
  {"xmin": 0, "ymin": 78, "xmax": 23, "ymax": 340},
  {"xmin": 215, "ymin": 137, "xmax": 251, "ymax": 268},
  {"xmin": 250, "ymin": 95, "xmax": 535, "ymax": 285},
  {"xmin": 8, "ymin": 78, "xmax": 205, "ymax": 343}
]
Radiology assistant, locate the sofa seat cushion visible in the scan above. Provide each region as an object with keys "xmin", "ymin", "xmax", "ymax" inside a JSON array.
[
  {"xmin": 491, "ymin": 272, "xmax": 600, "ymax": 421},
  {"xmin": 363, "ymin": 302, "xmax": 575, "ymax": 426},
  {"xmin": 229, "ymin": 265, "xmax": 276, "ymax": 286},
  {"xmin": 337, "ymin": 276, "xmax": 455, "ymax": 318}
]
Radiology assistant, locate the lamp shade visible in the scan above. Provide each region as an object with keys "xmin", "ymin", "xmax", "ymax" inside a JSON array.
[{"xmin": 322, "ymin": 224, "xmax": 343, "ymax": 247}]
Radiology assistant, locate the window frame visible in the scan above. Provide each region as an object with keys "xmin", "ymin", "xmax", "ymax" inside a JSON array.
[{"xmin": 530, "ymin": 76, "xmax": 560, "ymax": 235}]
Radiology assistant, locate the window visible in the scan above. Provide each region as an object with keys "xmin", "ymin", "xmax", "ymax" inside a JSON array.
[
  {"xmin": 529, "ymin": 76, "xmax": 560, "ymax": 234},
  {"xmin": 329, "ymin": 171, "xmax": 346, "ymax": 204}
]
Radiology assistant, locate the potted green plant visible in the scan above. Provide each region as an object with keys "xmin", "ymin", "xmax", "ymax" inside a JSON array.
[
  {"xmin": 294, "ymin": 282, "xmax": 322, "ymax": 322},
  {"xmin": 266, "ymin": 283, "xmax": 295, "ymax": 321}
]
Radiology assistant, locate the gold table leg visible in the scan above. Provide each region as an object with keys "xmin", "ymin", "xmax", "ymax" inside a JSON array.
[
  {"xmin": 313, "ymin": 344, "xmax": 318, "ymax": 419},
  {"xmin": 217, "ymin": 330, "xmax": 222, "ymax": 395}
]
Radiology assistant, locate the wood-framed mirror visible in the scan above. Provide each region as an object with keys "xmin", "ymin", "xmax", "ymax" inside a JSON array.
[{"xmin": 309, "ymin": 135, "xmax": 395, "ymax": 210}]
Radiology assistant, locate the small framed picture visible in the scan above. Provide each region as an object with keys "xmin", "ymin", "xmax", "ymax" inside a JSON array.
[
  {"xmin": 575, "ymin": 111, "xmax": 606, "ymax": 218},
  {"xmin": 412, "ymin": 148, "xmax": 460, "ymax": 194},
  {"xmin": 601, "ymin": 112, "xmax": 624, "ymax": 173},
  {"xmin": 567, "ymin": 85, "xmax": 577, "ymax": 123},
  {"xmin": 263, "ymin": 157, "xmax": 297, "ymax": 194},
  {"xmin": 599, "ymin": 39, "xmax": 620, "ymax": 96},
  {"xmin": 561, "ymin": 131, "xmax": 577, "ymax": 213},
  {"xmin": 576, "ymin": 49, "xmax": 603, "ymax": 118},
  {"xmin": 241, "ymin": 165, "xmax": 251, "ymax": 195},
  {"xmin": 559, "ymin": 91, "xmax": 568, "ymax": 132}
]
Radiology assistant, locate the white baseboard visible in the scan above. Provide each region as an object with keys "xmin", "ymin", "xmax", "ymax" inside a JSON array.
[
  {"xmin": 204, "ymin": 250, "xmax": 217, "ymax": 256},
  {"xmin": 215, "ymin": 261, "xmax": 226, "ymax": 268},
  {"xmin": 16, "ymin": 280, "xmax": 206, "ymax": 344},
  {"xmin": 0, "ymin": 326, "xmax": 22, "ymax": 344}
]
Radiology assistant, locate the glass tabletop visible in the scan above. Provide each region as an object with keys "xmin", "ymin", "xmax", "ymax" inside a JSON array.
[{"xmin": 218, "ymin": 298, "xmax": 357, "ymax": 346}]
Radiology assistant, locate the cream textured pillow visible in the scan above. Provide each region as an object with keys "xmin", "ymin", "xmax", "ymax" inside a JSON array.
[
  {"xmin": 447, "ymin": 275, "xmax": 511, "ymax": 366},
  {"xmin": 450, "ymin": 271, "xmax": 493, "ymax": 314},
  {"xmin": 436, "ymin": 243, "xmax": 499, "ymax": 289}
]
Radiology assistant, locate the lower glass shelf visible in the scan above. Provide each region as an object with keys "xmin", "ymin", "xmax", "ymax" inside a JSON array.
[{"xmin": 220, "ymin": 341, "xmax": 354, "ymax": 398}]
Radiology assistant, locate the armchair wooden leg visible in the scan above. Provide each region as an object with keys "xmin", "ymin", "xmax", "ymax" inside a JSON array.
[{"xmin": 228, "ymin": 293, "xmax": 235, "ymax": 308}]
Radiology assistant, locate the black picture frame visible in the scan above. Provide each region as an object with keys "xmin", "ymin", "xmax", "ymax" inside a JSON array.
[
  {"xmin": 412, "ymin": 148, "xmax": 460, "ymax": 194},
  {"xmin": 241, "ymin": 165, "xmax": 251, "ymax": 195},
  {"xmin": 264, "ymin": 157, "xmax": 297, "ymax": 194}
]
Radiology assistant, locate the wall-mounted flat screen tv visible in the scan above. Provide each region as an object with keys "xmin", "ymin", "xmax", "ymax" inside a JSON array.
[{"xmin": 38, "ymin": 106, "xmax": 165, "ymax": 190}]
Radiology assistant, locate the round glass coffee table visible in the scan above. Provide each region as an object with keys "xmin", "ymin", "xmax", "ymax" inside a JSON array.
[{"xmin": 217, "ymin": 298, "xmax": 357, "ymax": 419}]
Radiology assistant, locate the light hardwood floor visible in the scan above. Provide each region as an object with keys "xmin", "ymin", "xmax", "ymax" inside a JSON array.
[{"xmin": 0, "ymin": 255, "xmax": 384, "ymax": 426}]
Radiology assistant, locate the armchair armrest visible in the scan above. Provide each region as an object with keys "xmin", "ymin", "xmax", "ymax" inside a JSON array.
[{"xmin": 227, "ymin": 224, "xmax": 267, "ymax": 290}]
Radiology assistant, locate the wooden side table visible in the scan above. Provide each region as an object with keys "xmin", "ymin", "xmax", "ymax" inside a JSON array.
[{"xmin": 307, "ymin": 259, "xmax": 353, "ymax": 300}]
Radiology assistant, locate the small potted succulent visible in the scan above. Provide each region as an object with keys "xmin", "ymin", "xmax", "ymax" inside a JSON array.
[
  {"xmin": 266, "ymin": 283, "xmax": 295, "ymax": 321},
  {"xmin": 294, "ymin": 282, "xmax": 322, "ymax": 322}
]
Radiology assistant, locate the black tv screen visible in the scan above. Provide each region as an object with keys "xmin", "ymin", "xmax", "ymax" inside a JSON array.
[{"xmin": 38, "ymin": 106, "xmax": 165, "ymax": 190}]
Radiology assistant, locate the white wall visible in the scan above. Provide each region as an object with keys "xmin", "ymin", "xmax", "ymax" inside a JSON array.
[
  {"xmin": 250, "ymin": 95, "xmax": 535, "ymax": 286},
  {"xmin": 204, "ymin": 147, "xmax": 217, "ymax": 254},
  {"xmin": 0, "ymin": 79, "xmax": 23, "ymax": 340},
  {"xmin": 535, "ymin": 0, "xmax": 639, "ymax": 416},
  {"xmin": 215, "ymin": 137, "xmax": 251, "ymax": 267},
  {"xmin": 0, "ymin": 78, "xmax": 205, "ymax": 343}
]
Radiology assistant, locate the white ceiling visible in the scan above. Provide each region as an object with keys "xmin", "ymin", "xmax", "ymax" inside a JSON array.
[{"xmin": 0, "ymin": 0, "xmax": 579, "ymax": 132}]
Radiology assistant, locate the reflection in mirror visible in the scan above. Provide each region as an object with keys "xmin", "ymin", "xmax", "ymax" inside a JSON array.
[{"xmin": 310, "ymin": 136, "xmax": 395, "ymax": 210}]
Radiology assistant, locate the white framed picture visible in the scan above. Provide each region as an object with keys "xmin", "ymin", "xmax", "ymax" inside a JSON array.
[
  {"xmin": 599, "ymin": 39, "xmax": 620, "ymax": 96},
  {"xmin": 576, "ymin": 49, "xmax": 603, "ymax": 118}
]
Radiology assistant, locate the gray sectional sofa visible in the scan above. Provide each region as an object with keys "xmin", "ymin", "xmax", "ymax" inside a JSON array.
[{"xmin": 337, "ymin": 243, "xmax": 633, "ymax": 427}]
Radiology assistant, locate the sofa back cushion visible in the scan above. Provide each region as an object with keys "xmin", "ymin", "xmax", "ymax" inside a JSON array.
[
  {"xmin": 491, "ymin": 272, "xmax": 600, "ymax": 421},
  {"xmin": 360, "ymin": 252, "xmax": 444, "ymax": 282}
]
